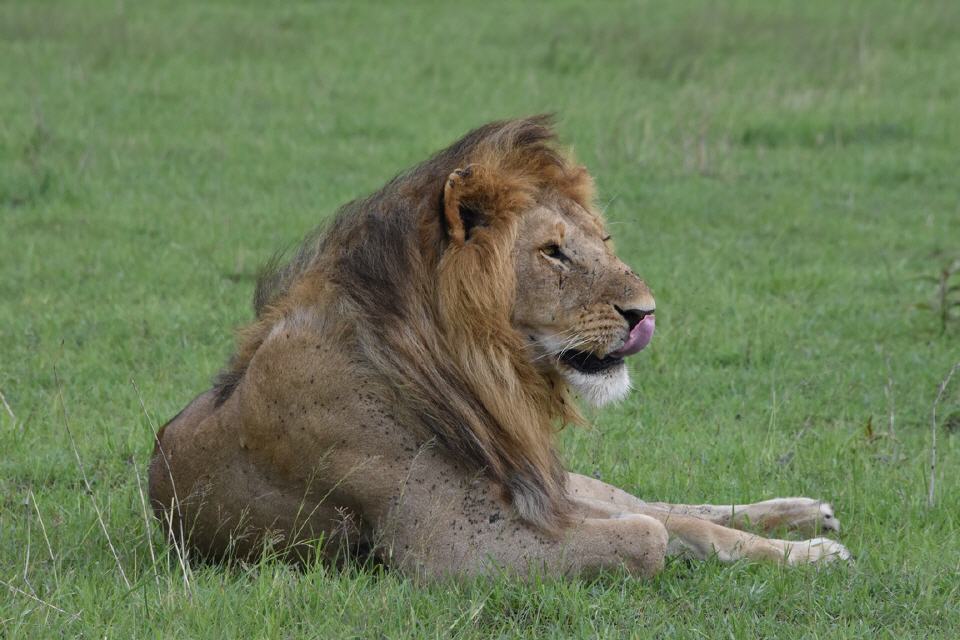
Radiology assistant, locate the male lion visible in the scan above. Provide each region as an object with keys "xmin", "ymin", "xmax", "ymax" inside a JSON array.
[{"xmin": 149, "ymin": 116, "xmax": 849, "ymax": 579}]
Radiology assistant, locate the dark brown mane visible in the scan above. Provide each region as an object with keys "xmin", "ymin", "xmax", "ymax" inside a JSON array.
[{"xmin": 212, "ymin": 116, "xmax": 594, "ymax": 531}]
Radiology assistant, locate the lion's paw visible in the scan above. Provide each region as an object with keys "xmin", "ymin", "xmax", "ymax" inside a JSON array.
[
  {"xmin": 784, "ymin": 537, "xmax": 852, "ymax": 565},
  {"xmin": 788, "ymin": 498, "xmax": 840, "ymax": 535},
  {"xmin": 754, "ymin": 498, "xmax": 841, "ymax": 537},
  {"xmin": 814, "ymin": 501, "xmax": 840, "ymax": 534}
]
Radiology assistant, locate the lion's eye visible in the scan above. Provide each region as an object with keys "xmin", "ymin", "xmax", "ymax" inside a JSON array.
[{"xmin": 541, "ymin": 243, "xmax": 569, "ymax": 262}]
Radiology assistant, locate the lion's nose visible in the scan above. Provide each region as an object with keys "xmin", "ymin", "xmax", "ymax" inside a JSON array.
[{"xmin": 615, "ymin": 305, "xmax": 655, "ymax": 331}]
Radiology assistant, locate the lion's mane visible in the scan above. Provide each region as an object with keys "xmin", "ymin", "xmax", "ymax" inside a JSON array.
[{"xmin": 212, "ymin": 116, "xmax": 596, "ymax": 531}]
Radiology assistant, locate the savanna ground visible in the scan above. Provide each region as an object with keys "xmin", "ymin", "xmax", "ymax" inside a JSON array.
[{"xmin": 2, "ymin": 1, "xmax": 959, "ymax": 637}]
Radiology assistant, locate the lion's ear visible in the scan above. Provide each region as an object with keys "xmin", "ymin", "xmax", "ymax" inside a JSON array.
[
  {"xmin": 443, "ymin": 166, "xmax": 483, "ymax": 246},
  {"xmin": 441, "ymin": 164, "xmax": 533, "ymax": 246}
]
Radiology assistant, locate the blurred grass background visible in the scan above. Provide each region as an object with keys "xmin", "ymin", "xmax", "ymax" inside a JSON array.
[{"xmin": 1, "ymin": 1, "xmax": 959, "ymax": 637}]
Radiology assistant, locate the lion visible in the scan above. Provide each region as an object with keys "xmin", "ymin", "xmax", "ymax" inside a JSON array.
[{"xmin": 149, "ymin": 116, "xmax": 849, "ymax": 579}]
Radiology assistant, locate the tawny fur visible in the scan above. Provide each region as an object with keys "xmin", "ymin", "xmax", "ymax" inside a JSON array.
[
  {"xmin": 211, "ymin": 117, "xmax": 589, "ymax": 532},
  {"xmin": 150, "ymin": 117, "xmax": 849, "ymax": 578}
]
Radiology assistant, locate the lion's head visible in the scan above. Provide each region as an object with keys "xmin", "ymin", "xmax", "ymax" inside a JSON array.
[
  {"xmin": 512, "ymin": 194, "xmax": 655, "ymax": 407},
  {"xmin": 215, "ymin": 116, "xmax": 655, "ymax": 532}
]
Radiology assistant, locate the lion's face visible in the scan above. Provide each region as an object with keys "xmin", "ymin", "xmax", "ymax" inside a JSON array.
[{"xmin": 512, "ymin": 195, "xmax": 655, "ymax": 407}]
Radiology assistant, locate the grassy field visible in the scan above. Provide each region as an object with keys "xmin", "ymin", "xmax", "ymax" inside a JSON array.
[{"xmin": 2, "ymin": 0, "xmax": 960, "ymax": 637}]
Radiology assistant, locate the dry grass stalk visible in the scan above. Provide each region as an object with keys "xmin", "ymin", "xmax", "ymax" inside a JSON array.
[
  {"xmin": 929, "ymin": 362, "xmax": 960, "ymax": 508},
  {"xmin": 54, "ymin": 368, "xmax": 131, "ymax": 589},
  {"xmin": 131, "ymin": 379, "xmax": 193, "ymax": 593}
]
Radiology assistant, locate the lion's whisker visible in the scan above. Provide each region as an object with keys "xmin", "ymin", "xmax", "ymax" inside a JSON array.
[
  {"xmin": 533, "ymin": 331, "xmax": 587, "ymax": 363},
  {"xmin": 526, "ymin": 327, "xmax": 579, "ymax": 350}
]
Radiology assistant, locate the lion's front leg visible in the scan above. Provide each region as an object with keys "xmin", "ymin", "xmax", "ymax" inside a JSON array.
[
  {"xmin": 370, "ymin": 462, "xmax": 669, "ymax": 581},
  {"xmin": 638, "ymin": 497, "xmax": 840, "ymax": 539},
  {"xmin": 568, "ymin": 473, "xmax": 840, "ymax": 537},
  {"xmin": 650, "ymin": 511, "xmax": 850, "ymax": 565},
  {"xmin": 567, "ymin": 473, "xmax": 850, "ymax": 565},
  {"xmin": 570, "ymin": 493, "xmax": 850, "ymax": 565}
]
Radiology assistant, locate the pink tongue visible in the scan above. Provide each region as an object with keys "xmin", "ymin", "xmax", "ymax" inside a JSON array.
[{"xmin": 609, "ymin": 315, "xmax": 655, "ymax": 358}]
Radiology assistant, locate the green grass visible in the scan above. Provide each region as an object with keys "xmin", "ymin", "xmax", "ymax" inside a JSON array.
[{"xmin": 2, "ymin": 0, "xmax": 959, "ymax": 637}]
